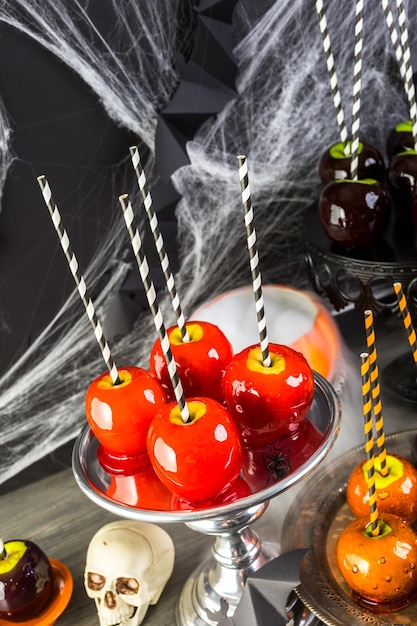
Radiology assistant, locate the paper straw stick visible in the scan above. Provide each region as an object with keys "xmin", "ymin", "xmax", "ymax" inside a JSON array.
[
  {"xmin": 360, "ymin": 352, "xmax": 379, "ymax": 536},
  {"xmin": 118, "ymin": 193, "xmax": 190, "ymax": 424},
  {"xmin": 393, "ymin": 282, "xmax": 417, "ymax": 364},
  {"xmin": 0, "ymin": 539, "xmax": 6, "ymax": 560},
  {"xmin": 364, "ymin": 309, "xmax": 388, "ymax": 477},
  {"xmin": 237, "ymin": 155, "xmax": 271, "ymax": 368},
  {"xmin": 129, "ymin": 146, "xmax": 190, "ymax": 343},
  {"xmin": 394, "ymin": 0, "xmax": 417, "ymax": 150},
  {"xmin": 350, "ymin": 0, "xmax": 364, "ymax": 181},
  {"xmin": 315, "ymin": 0, "xmax": 349, "ymax": 154},
  {"xmin": 380, "ymin": 0, "xmax": 406, "ymax": 83},
  {"xmin": 37, "ymin": 175, "xmax": 121, "ymax": 386}
]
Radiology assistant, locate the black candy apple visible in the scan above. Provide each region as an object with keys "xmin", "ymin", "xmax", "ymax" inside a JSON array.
[
  {"xmin": 389, "ymin": 150, "xmax": 417, "ymax": 229},
  {"xmin": 318, "ymin": 178, "xmax": 389, "ymax": 248},
  {"xmin": 319, "ymin": 140, "xmax": 386, "ymax": 186},
  {"xmin": 0, "ymin": 538, "xmax": 52, "ymax": 621},
  {"xmin": 387, "ymin": 120, "xmax": 414, "ymax": 160}
]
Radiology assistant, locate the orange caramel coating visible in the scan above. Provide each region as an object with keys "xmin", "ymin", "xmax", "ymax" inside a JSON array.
[
  {"xmin": 346, "ymin": 454, "xmax": 417, "ymax": 523},
  {"xmin": 336, "ymin": 513, "xmax": 417, "ymax": 609}
]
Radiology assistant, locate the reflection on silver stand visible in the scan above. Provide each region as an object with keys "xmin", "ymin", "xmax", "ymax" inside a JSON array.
[{"xmin": 72, "ymin": 373, "xmax": 341, "ymax": 626}]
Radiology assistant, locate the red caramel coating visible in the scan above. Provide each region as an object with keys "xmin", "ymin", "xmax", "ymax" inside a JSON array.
[
  {"xmin": 346, "ymin": 454, "xmax": 417, "ymax": 523},
  {"xmin": 222, "ymin": 343, "xmax": 314, "ymax": 449},
  {"xmin": 336, "ymin": 513, "xmax": 417, "ymax": 610}
]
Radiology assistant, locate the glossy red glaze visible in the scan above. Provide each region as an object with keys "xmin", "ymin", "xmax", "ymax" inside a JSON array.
[
  {"xmin": 319, "ymin": 141, "xmax": 386, "ymax": 186},
  {"xmin": 346, "ymin": 454, "xmax": 417, "ymax": 523},
  {"xmin": 85, "ymin": 366, "xmax": 167, "ymax": 472},
  {"xmin": 147, "ymin": 397, "xmax": 242, "ymax": 504},
  {"xmin": 222, "ymin": 343, "xmax": 314, "ymax": 449},
  {"xmin": 106, "ymin": 464, "xmax": 176, "ymax": 511},
  {"xmin": 318, "ymin": 179, "xmax": 389, "ymax": 248},
  {"xmin": 336, "ymin": 513, "xmax": 417, "ymax": 610},
  {"xmin": 149, "ymin": 321, "xmax": 233, "ymax": 403}
]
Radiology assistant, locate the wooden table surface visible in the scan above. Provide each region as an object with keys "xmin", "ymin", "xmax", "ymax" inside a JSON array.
[{"xmin": 1, "ymin": 309, "xmax": 416, "ymax": 626}]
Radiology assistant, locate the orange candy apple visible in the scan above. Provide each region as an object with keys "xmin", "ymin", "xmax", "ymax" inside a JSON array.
[
  {"xmin": 346, "ymin": 454, "xmax": 417, "ymax": 524},
  {"xmin": 336, "ymin": 513, "xmax": 417, "ymax": 611},
  {"xmin": 149, "ymin": 321, "xmax": 233, "ymax": 403},
  {"xmin": 146, "ymin": 397, "xmax": 242, "ymax": 504},
  {"xmin": 222, "ymin": 343, "xmax": 315, "ymax": 450},
  {"xmin": 85, "ymin": 366, "xmax": 167, "ymax": 473}
]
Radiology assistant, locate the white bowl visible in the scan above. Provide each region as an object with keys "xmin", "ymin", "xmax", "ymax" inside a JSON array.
[{"xmin": 191, "ymin": 284, "xmax": 341, "ymax": 382}]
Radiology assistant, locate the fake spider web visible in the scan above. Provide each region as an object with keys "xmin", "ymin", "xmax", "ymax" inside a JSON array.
[{"xmin": 0, "ymin": 0, "xmax": 414, "ymax": 484}]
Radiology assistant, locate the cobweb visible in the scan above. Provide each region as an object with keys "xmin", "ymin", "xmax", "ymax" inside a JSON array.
[{"xmin": 0, "ymin": 0, "xmax": 414, "ymax": 483}]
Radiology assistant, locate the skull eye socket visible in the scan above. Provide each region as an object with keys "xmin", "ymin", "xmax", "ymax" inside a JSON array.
[
  {"xmin": 87, "ymin": 572, "xmax": 106, "ymax": 591},
  {"xmin": 116, "ymin": 577, "xmax": 140, "ymax": 595}
]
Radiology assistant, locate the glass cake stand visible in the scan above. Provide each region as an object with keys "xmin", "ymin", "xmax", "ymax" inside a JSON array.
[{"xmin": 72, "ymin": 372, "xmax": 341, "ymax": 626}]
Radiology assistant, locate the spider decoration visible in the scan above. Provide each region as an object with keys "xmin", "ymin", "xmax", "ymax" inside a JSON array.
[{"xmin": 263, "ymin": 445, "xmax": 291, "ymax": 484}]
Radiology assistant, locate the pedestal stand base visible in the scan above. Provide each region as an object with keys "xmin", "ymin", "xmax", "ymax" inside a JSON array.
[{"xmin": 176, "ymin": 502, "xmax": 280, "ymax": 626}]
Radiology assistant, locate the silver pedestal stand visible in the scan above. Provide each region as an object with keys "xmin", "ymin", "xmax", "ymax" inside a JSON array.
[{"xmin": 72, "ymin": 372, "xmax": 341, "ymax": 626}]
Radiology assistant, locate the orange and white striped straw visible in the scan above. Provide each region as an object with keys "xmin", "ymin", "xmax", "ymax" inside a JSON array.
[
  {"xmin": 393, "ymin": 282, "xmax": 417, "ymax": 364},
  {"xmin": 361, "ymin": 352, "xmax": 379, "ymax": 536},
  {"xmin": 363, "ymin": 310, "xmax": 388, "ymax": 477}
]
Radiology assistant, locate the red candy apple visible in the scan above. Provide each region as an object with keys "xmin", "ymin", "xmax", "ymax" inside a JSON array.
[
  {"xmin": 149, "ymin": 321, "xmax": 233, "ymax": 403},
  {"xmin": 318, "ymin": 178, "xmax": 389, "ymax": 248},
  {"xmin": 85, "ymin": 366, "xmax": 167, "ymax": 473},
  {"xmin": 336, "ymin": 513, "xmax": 417, "ymax": 611},
  {"xmin": 222, "ymin": 343, "xmax": 315, "ymax": 450},
  {"xmin": 147, "ymin": 397, "xmax": 242, "ymax": 504},
  {"xmin": 319, "ymin": 140, "xmax": 386, "ymax": 186},
  {"xmin": 0, "ymin": 539, "xmax": 52, "ymax": 621}
]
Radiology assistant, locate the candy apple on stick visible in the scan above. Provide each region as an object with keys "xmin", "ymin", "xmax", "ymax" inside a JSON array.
[
  {"xmin": 85, "ymin": 366, "xmax": 167, "ymax": 474},
  {"xmin": 319, "ymin": 140, "xmax": 385, "ymax": 186},
  {"xmin": 149, "ymin": 321, "xmax": 233, "ymax": 403},
  {"xmin": 387, "ymin": 120, "xmax": 414, "ymax": 159},
  {"xmin": 336, "ymin": 513, "xmax": 417, "ymax": 611},
  {"xmin": 389, "ymin": 149, "xmax": 417, "ymax": 229},
  {"xmin": 318, "ymin": 177, "xmax": 389, "ymax": 248}
]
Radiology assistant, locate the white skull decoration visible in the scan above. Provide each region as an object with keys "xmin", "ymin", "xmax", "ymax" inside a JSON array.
[{"xmin": 84, "ymin": 520, "xmax": 175, "ymax": 626}]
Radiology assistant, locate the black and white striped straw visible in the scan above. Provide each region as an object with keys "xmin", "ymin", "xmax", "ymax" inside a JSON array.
[
  {"xmin": 380, "ymin": 0, "xmax": 406, "ymax": 83},
  {"xmin": 350, "ymin": 0, "xmax": 364, "ymax": 181},
  {"xmin": 129, "ymin": 146, "xmax": 190, "ymax": 343},
  {"xmin": 37, "ymin": 175, "xmax": 121, "ymax": 386},
  {"xmin": 393, "ymin": 0, "xmax": 417, "ymax": 151},
  {"xmin": 315, "ymin": 0, "xmax": 349, "ymax": 155},
  {"xmin": 237, "ymin": 155, "xmax": 271, "ymax": 368},
  {"xmin": 118, "ymin": 193, "xmax": 190, "ymax": 423}
]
